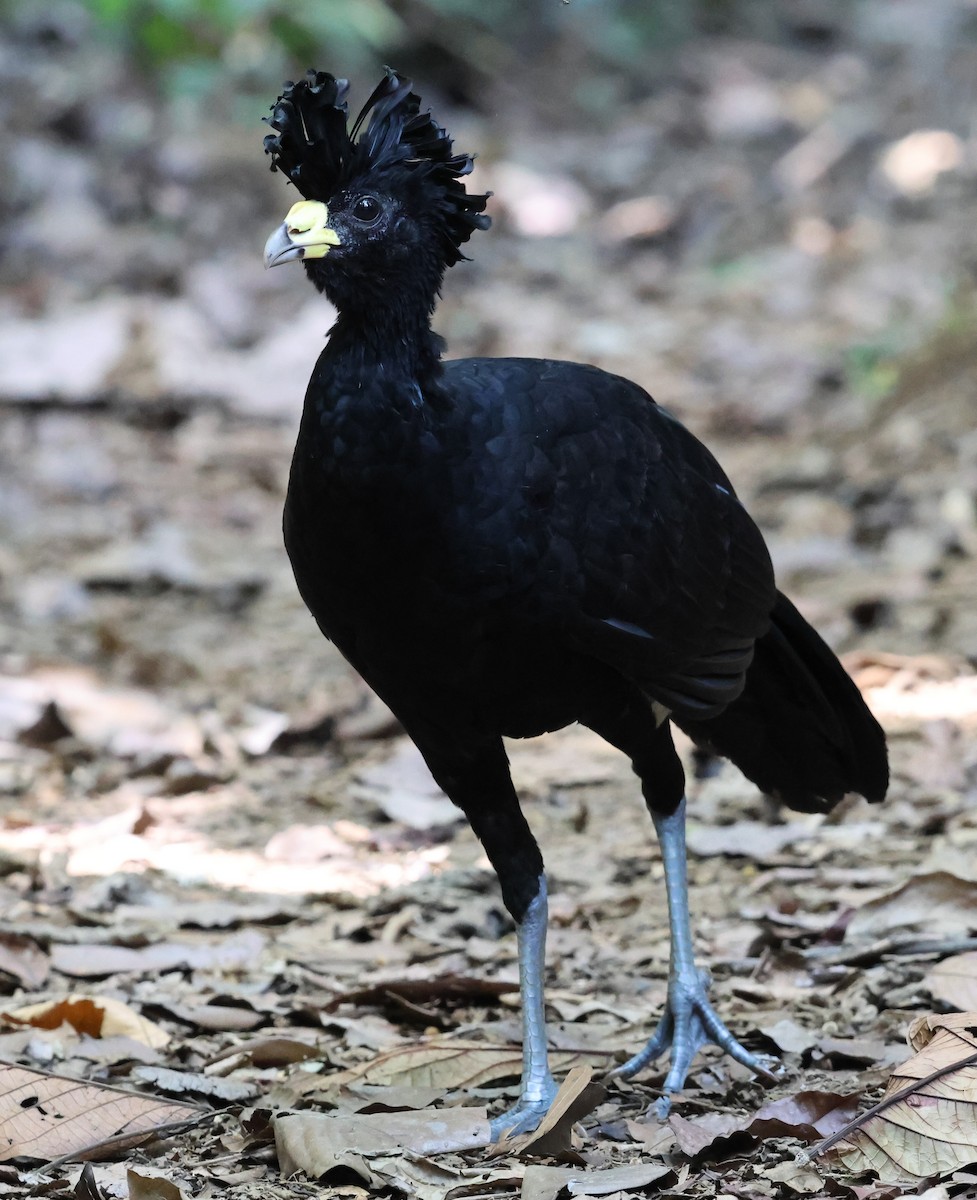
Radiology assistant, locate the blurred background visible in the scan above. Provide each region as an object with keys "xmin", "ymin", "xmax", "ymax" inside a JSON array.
[{"xmin": 1, "ymin": 0, "xmax": 976, "ymax": 831}]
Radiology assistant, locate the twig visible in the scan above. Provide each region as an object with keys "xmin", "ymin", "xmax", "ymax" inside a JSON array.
[{"xmin": 36, "ymin": 1111, "xmax": 219, "ymax": 1173}]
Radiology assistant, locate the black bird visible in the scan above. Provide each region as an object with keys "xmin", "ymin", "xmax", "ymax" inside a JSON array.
[{"xmin": 263, "ymin": 69, "xmax": 888, "ymax": 1136}]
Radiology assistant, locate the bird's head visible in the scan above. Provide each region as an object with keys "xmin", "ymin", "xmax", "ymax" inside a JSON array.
[{"xmin": 262, "ymin": 69, "xmax": 490, "ymax": 314}]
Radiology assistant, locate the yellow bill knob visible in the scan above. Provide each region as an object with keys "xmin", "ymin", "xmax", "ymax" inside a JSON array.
[{"xmin": 264, "ymin": 200, "xmax": 341, "ymax": 268}]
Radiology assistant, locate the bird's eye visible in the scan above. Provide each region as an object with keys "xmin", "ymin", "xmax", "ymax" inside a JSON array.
[{"xmin": 351, "ymin": 196, "xmax": 383, "ymax": 225}]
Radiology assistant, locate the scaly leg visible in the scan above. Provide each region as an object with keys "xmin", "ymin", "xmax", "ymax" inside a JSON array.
[
  {"xmin": 489, "ymin": 874, "xmax": 558, "ymax": 1140},
  {"xmin": 416, "ymin": 737, "xmax": 557, "ymax": 1140},
  {"xmin": 613, "ymin": 798, "xmax": 778, "ymax": 1117}
]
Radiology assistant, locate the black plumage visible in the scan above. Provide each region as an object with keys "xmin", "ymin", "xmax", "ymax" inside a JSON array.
[{"xmin": 263, "ymin": 69, "xmax": 888, "ymax": 1135}]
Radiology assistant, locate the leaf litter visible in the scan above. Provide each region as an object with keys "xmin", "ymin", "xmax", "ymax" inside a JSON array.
[{"xmin": 4, "ymin": 14, "xmax": 977, "ymax": 1200}]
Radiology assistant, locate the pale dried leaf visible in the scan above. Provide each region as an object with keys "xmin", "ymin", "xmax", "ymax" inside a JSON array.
[
  {"xmin": 0, "ymin": 934, "xmax": 49, "ymax": 990},
  {"xmin": 353, "ymin": 744, "xmax": 460, "ymax": 831},
  {"xmin": 329, "ymin": 1041, "xmax": 609, "ymax": 1092},
  {"xmin": 685, "ymin": 820, "xmax": 813, "ymax": 861},
  {"xmin": 2, "ymin": 995, "xmax": 169, "ymax": 1048},
  {"xmin": 830, "ymin": 1012, "xmax": 977, "ymax": 1180},
  {"xmin": 846, "ymin": 872, "xmax": 977, "ymax": 941},
  {"xmin": 565, "ymin": 1161, "xmax": 674, "ymax": 1194},
  {"xmin": 275, "ymin": 1107, "xmax": 490, "ymax": 1181},
  {"xmin": 759, "ymin": 1159, "xmax": 824, "ymax": 1194},
  {"xmin": 131, "ymin": 1066, "xmax": 260, "ymax": 1103},
  {"xmin": 51, "ymin": 930, "xmax": 265, "ymax": 979},
  {"xmin": 925, "ymin": 953, "xmax": 977, "ymax": 1012},
  {"xmin": 0, "ymin": 1063, "xmax": 198, "ymax": 1162}
]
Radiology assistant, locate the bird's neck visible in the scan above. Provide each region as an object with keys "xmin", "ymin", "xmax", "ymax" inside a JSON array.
[{"xmin": 327, "ymin": 306, "xmax": 445, "ymax": 384}]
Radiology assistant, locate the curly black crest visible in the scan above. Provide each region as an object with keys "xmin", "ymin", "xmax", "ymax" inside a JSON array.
[{"xmin": 264, "ymin": 68, "xmax": 491, "ymax": 266}]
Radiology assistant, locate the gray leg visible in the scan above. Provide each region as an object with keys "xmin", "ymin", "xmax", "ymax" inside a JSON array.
[
  {"xmin": 489, "ymin": 874, "xmax": 558, "ymax": 1139},
  {"xmin": 613, "ymin": 798, "xmax": 777, "ymax": 1117}
]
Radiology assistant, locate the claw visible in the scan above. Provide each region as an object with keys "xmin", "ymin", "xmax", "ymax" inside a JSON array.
[
  {"xmin": 612, "ymin": 968, "xmax": 779, "ymax": 1115},
  {"xmin": 489, "ymin": 1079, "xmax": 559, "ymax": 1141}
]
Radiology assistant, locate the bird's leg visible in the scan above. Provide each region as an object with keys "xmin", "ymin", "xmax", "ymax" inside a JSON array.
[
  {"xmin": 613, "ymin": 796, "xmax": 778, "ymax": 1117},
  {"xmin": 419, "ymin": 741, "xmax": 557, "ymax": 1140},
  {"xmin": 496, "ymin": 872, "xmax": 558, "ymax": 1139}
]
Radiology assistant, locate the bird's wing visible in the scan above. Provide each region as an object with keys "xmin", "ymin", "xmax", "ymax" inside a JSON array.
[{"xmin": 440, "ymin": 358, "xmax": 778, "ymax": 718}]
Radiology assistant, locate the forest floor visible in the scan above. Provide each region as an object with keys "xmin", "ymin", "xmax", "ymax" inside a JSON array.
[{"xmin": 1, "ymin": 13, "xmax": 977, "ymax": 1200}]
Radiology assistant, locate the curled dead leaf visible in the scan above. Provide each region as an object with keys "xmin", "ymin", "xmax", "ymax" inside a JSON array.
[
  {"xmin": 2, "ymin": 994, "xmax": 169, "ymax": 1048},
  {"xmin": 820, "ymin": 1012, "xmax": 977, "ymax": 1181},
  {"xmin": 496, "ymin": 1066, "xmax": 606, "ymax": 1157}
]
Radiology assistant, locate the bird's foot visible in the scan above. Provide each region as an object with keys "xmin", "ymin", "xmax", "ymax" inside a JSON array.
[
  {"xmin": 611, "ymin": 968, "xmax": 781, "ymax": 1118},
  {"xmin": 489, "ymin": 1075, "xmax": 559, "ymax": 1141}
]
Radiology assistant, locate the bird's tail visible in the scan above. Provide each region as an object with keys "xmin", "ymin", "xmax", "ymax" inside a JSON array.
[{"xmin": 675, "ymin": 592, "xmax": 888, "ymax": 812}]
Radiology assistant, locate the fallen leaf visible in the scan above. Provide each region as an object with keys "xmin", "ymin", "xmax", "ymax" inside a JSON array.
[
  {"xmin": 925, "ymin": 952, "xmax": 977, "ymax": 1011},
  {"xmin": 50, "ymin": 930, "xmax": 265, "ymax": 978},
  {"xmin": 131, "ymin": 1066, "xmax": 260, "ymax": 1103},
  {"xmin": 750, "ymin": 1091, "xmax": 860, "ymax": 1142},
  {"xmin": 353, "ymin": 744, "xmax": 461, "ymax": 831},
  {"xmin": 152, "ymin": 1001, "xmax": 265, "ymax": 1033},
  {"xmin": 127, "ymin": 1169, "xmax": 187, "ymax": 1200},
  {"xmin": 0, "ymin": 1062, "xmax": 198, "ymax": 1162},
  {"xmin": 207, "ymin": 1036, "xmax": 322, "ymax": 1071},
  {"xmin": 520, "ymin": 1159, "xmax": 672, "ymax": 1200},
  {"xmin": 0, "ymin": 934, "xmax": 49, "ymax": 990},
  {"xmin": 328, "ymin": 1040, "xmax": 610, "ymax": 1093},
  {"xmin": 500, "ymin": 1066, "xmax": 606, "ymax": 1156},
  {"xmin": 760, "ymin": 1017, "xmax": 820, "ymax": 1055},
  {"xmin": 686, "ymin": 820, "xmax": 813, "ymax": 861},
  {"xmin": 2, "ymin": 995, "xmax": 169, "ymax": 1048},
  {"xmin": 325, "ymin": 975, "xmax": 518, "ymax": 1015},
  {"xmin": 826, "ymin": 1012, "xmax": 977, "ymax": 1180},
  {"xmin": 759, "ymin": 1159, "xmax": 825, "ymax": 1194},
  {"xmin": 668, "ymin": 1112, "xmax": 753, "ymax": 1159},
  {"xmin": 275, "ymin": 1107, "xmax": 491, "ymax": 1182},
  {"xmin": 846, "ymin": 872, "xmax": 977, "ymax": 941}
]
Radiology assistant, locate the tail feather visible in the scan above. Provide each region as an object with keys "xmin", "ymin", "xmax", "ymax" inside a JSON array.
[{"xmin": 675, "ymin": 592, "xmax": 888, "ymax": 813}]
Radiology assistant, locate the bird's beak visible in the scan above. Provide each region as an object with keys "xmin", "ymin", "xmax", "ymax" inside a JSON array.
[{"xmin": 264, "ymin": 200, "xmax": 341, "ymax": 268}]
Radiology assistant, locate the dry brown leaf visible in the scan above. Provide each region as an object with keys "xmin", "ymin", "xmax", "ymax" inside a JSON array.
[
  {"xmin": 925, "ymin": 952, "xmax": 977, "ymax": 1011},
  {"xmin": 845, "ymin": 872, "xmax": 977, "ymax": 941},
  {"xmin": 2, "ymin": 994, "xmax": 169, "ymax": 1048},
  {"xmin": 328, "ymin": 1040, "xmax": 610, "ymax": 1092},
  {"xmin": 207, "ymin": 1036, "xmax": 322, "ymax": 1071},
  {"xmin": 668, "ymin": 1091, "xmax": 858, "ymax": 1162},
  {"xmin": 668, "ymin": 1112, "xmax": 752, "ymax": 1159},
  {"xmin": 275, "ymin": 1107, "xmax": 491, "ymax": 1181},
  {"xmin": 0, "ymin": 934, "xmax": 49, "ymax": 990},
  {"xmin": 325, "ymin": 975, "xmax": 518, "ymax": 1014},
  {"xmin": 749, "ymin": 1091, "xmax": 861, "ymax": 1142},
  {"xmin": 498, "ymin": 1066, "xmax": 606, "ymax": 1156},
  {"xmin": 827, "ymin": 1012, "xmax": 977, "ymax": 1180},
  {"xmin": 126, "ymin": 1169, "xmax": 187, "ymax": 1200},
  {"xmin": 0, "ymin": 1062, "xmax": 199, "ymax": 1162}
]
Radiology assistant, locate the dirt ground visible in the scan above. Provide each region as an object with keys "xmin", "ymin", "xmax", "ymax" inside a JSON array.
[{"xmin": 1, "ymin": 9, "xmax": 977, "ymax": 1199}]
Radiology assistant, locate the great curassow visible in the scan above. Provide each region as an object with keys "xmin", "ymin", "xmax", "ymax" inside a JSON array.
[{"xmin": 263, "ymin": 69, "xmax": 888, "ymax": 1137}]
